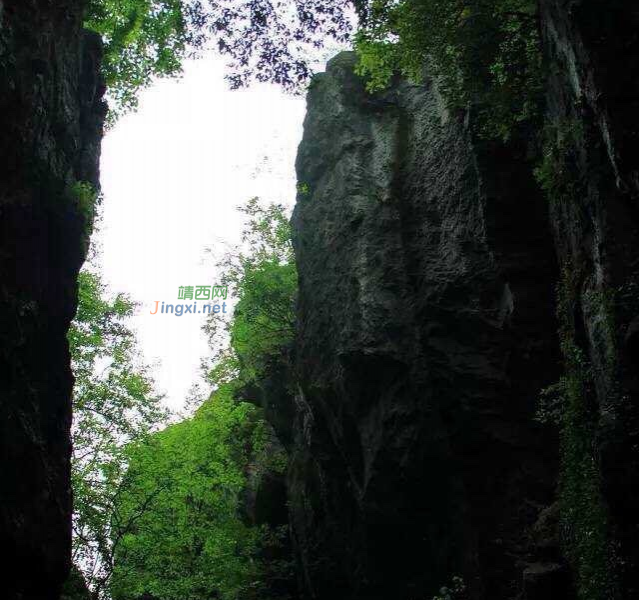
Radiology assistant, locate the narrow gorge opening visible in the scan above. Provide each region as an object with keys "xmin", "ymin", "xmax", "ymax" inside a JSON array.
[{"xmin": 2, "ymin": 2, "xmax": 639, "ymax": 600}]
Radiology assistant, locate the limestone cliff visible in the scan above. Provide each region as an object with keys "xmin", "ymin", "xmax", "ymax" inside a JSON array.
[
  {"xmin": 290, "ymin": 52, "xmax": 563, "ymax": 600},
  {"xmin": 284, "ymin": 5, "xmax": 639, "ymax": 593},
  {"xmin": 279, "ymin": 4, "xmax": 639, "ymax": 596},
  {"xmin": 540, "ymin": 1, "xmax": 639, "ymax": 596},
  {"xmin": 0, "ymin": 1, "xmax": 106, "ymax": 598},
  {"xmin": 1, "ymin": 1, "xmax": 638, "ymax": 600}
]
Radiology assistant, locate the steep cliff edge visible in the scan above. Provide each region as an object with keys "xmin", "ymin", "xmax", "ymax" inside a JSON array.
[
  {"xmin": 284, "ymin": 5, "xmax": 639, "ymax": 595},
  {"xmin": 0, "ymin": 2, "xmax": 106, "ymax": 598},
  {"xmin": 540, "ymin": 1, "xmax": 639, "ymax": 596},
  {"xmin": 290, "ymin": 52, "xmax": 563, "ymax": 600}
]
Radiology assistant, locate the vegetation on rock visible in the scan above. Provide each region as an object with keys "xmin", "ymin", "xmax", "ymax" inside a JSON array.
[
  {"xmin": 537, "ymin": 268, "xmax": 618, "ymax": 600},
  {"xmin": 203, "ymin": 198, "xmax": 297, "ymax": 389},
  {"xmin": 72, "ymin": 1, "xmax": 634, "ymax": 597},
  {"xmin": 354, "ymin": 0, "xmax": 542, "ymax": 139}
]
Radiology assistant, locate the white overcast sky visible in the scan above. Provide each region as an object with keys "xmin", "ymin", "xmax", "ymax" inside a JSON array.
[{"xmin": 95, "ymin": 52, "xmax": 315, "ymax": 411}]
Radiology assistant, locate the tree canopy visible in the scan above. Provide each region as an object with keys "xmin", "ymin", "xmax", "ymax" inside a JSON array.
[
  {"xmin": 107, "ymin": 199, "xmax": 296, "ymax": 600},
  {"xmin": 85, "ymin": 0, "xmax": 543, "ymax": 140},
  {"xmin": 69, "ymin": 270, "xmax": 169, "ymax": 597},
  {"xmin": 204, "ymin": 198, "xmax": 297, "ymax": 389},
  {"xmin": 109, "ymin": 387, "xmax": 269, "ymax": 600},
  {"xmin": 84, "ymin": 0, "xmax": 353, "ymax": 118},
  {"xmin": 85, "ymin": 0, "xmax": 190, "ymax": 117},
  {"xmin": 355, "ymin": 0, "xmax": 542, "ymax": 139}
]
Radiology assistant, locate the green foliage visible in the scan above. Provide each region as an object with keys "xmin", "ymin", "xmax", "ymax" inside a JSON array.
[
  {"xmin": 555, "ymin": 349, "xmax": 615, "ymax": 600},
  {"xmin": 110, "ymin": 199, "xmax": 296, "ymax": 599},
  {"xmin": 109, "ymin": 386, "xmax": 265, "ymax": 600},
  {"xmin": 536, "ymin": 269, "xmax": 617, "ymax": 600},
  {"xmin": 296, "ymin": 182, "xmax": 310, "ymax": 196},
  {"xmin": 84, "ymin": 0, "xmax": 352, "ymax": 120},
  {"xmin": 85, "ymin": 0, "xmax": 190, "ymax": 120},
  {"xmin": 354, "ymin": 0, "xmax": 543, "ymax": 140},
  {"xmin": 70, "ymin": 181, "xmax": 99, "ymax": 224},
  {"xmin": 354, "ymin": 34, "xmax": 402, "ymax": 93},
  {"xmin": 204, "ymin": 198, "xmax": 297, "ymax": 388},
  {"xmin": 534, "ymin": 118, "xmax": 584, "ymax": 204},
  {"xmin": 69, "ymin": 270, "xmax": 169, "ymax": 597}
]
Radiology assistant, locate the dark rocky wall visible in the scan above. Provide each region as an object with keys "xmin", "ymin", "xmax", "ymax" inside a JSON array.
[
  {"xmin": 240, "ymin": 419, "xmax": 296, "ymax": 599},
  {"xmin": 0, "ymin": 1, "xmax": 105, "ymax": 598},
  {"xmin": 1, "ymin": 2, "xmax": 637, "ymax": 600},
  {"xmin": 540, "ymin": 0, "xmax": 639, "ymax": 596},
  {"xmin": 284, "ymin": 4, "xmax": 639, "ymax": 597},
  {"xmin": 289, "ymin": 53, "xmax": 564, "ymax": 600}
]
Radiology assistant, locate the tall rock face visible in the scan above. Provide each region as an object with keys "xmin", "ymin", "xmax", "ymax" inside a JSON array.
[
  {"xmin": 540, "ymin": 1, "xmax": 639, "ymax": 596},
  {"xmin": 290, "ymin": 53, "xmax": 564, "ymax": 600},
  {"xmin": 0, "ymin": 2, "xmax": 106, "ymax": 598}
]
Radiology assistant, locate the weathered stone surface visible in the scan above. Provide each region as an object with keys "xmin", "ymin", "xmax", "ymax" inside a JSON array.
[
  {"xmin": 541, "ymin": 1, "xmax": 639, "ymax": 595},
  {"xmin": 289, "ymin": 52, "xmax": 562, "ymax": 600},
  {"xmin": 0, "ymin": 1, "xmax": 106, "ymax": 598},
  {"xmin": 1, "ymin": 3, "xmax": 636, "ymax": 600}
]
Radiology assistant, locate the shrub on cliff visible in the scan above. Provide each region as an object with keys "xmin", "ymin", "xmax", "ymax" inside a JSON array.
[
  {"xmin": 203, "ymin": 198, "xmax": 297, "ymax": 389},
  {"xmin": 354, "ymin": 0, "xmax": 543, "ymax": 140}
]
